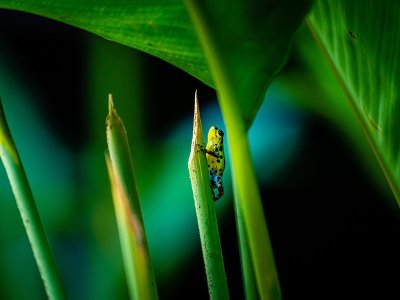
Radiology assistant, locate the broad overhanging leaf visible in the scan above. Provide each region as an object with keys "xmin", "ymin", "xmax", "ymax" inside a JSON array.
[
  {"xmin": 0, "ymin": 0, "xmax": 212, "ymax": 87},
  {"xmin": 0, "ymin": 0, "xmax": 312, "ymax": 128},
  {"xmin": 308, "ymin": 0, "xmax": 400, "ymax": 206}
]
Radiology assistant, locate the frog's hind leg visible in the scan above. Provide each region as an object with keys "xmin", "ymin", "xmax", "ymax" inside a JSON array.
[{"xmin": 210, "ymin": 174, "xmax": 223, "ymax": 201}]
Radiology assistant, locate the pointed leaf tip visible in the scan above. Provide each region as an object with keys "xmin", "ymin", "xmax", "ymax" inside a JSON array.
[
  {"xmin": 194, "ymin": 90, "xmax": 200, "ymax": 130},
  {"xmin": 189, "ymin": 90, "xmax": 204, "ymax": 166},
  {"xmin": 193, "ymin": 91, "xmax": 201, "ymax": 141},
  {"xmin": 108, "ymin": 94, "xmax": 115, "ymax": 114}
]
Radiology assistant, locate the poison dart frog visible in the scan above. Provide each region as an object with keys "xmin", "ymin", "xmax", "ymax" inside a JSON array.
[{"xmin": 198, "ymin": 126, "xmax": 225, "ymax": 201}]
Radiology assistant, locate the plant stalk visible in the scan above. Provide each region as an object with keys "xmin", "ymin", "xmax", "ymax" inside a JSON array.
[
  {"xmin": 106, "ymin": 94, "xmax": 158, "ymax": 300},
  {"xmin": 0, "ymin": 97, "xmax": 66, "ymax": 300},
  {"xmin": 188, "ymin": 91, "xmax": 230, "ymax": 300}
]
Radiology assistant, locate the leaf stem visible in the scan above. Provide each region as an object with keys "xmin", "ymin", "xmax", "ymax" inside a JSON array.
[
  {"xmin": 0, "ymin": 97, "xmax": 66, "ymax": 300},
  {"xmin": 188, "ymin": 91, "xmax": 230, "ymax": 300}
]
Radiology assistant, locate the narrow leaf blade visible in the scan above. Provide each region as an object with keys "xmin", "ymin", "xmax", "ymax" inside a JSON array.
[
  {"xmin": 0, "ymin": 97, "xmax": 66, "ymax": 300},
  {"xmin": 106, "ymin": 95, "xmax": 158, "ymax": 300},
  {"xmin": 188, "ymin": 92, "xmax": 230, "ymax": 299}
]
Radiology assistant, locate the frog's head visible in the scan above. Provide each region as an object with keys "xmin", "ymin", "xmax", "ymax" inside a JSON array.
[{"xmin": 208, "ymin": 125, "xmax": 224, "ymax": 144}]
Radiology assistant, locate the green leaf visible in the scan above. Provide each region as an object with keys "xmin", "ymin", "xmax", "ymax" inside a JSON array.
[
  {"xmin": 0, "ymin": 0, "xmax": 212, "ymax": 87},
  {"xmin": 0, "ymin": 97, "xmax": 66, "ymax": 300},
  {"xmin": 284, "ymin": 27, "xmax": 393, "ymax": 205},
  {"xmin": 106, "ymin": 95, "xmax": 158, "ymax": 300},
  {"xmin": 308, "ymin": 0, "xmax": 400, "ymax": 206},
  {"xmin": 188, "ymin": 92, "xmax": 229, "ymax": 299},
  {"xmin": 0, "ymin": 0, "xmax": 312, "ymax": 127}
]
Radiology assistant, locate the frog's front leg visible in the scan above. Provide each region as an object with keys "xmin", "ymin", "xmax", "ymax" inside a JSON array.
[
  {"xmin": 196, "ymin": 143, "xmax": 220, "ymax": 158},
  {"xmin": 195, "ymin": 143, "xmax": 206, "ymax": 153}
]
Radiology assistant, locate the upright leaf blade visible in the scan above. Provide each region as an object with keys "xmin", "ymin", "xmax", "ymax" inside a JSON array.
[
  {"xmin": 308, "ymin": 0, "xmax": 400, "ymax": 205},
  {"xmin": 106, "ymin": 95, "xmax": 158, "ymax": 300},
  {"xmin": 188, "ymin": 92, "xmax": 229, "ymax": 300},
  {"xmin": 0, "ymin": 97, "xmax": 66, "ymax": 300}
]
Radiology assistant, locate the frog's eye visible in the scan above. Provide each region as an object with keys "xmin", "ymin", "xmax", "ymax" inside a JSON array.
[{"xmin": 218, "ymin": 130, "xmax": 224, "ymax": 137}]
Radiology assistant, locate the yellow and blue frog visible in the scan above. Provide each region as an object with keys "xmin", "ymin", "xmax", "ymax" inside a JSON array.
[{"xmin": 198, "ymin": 126, "xmax": 225, "ymax": 201}]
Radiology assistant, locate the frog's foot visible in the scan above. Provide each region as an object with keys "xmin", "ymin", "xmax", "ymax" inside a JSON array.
[
  {"xmin": 211, "ymin": 185, "xmax": 224, "ymax": 201},
  {"xmin": 213, "ymin": 185, "xmax": 224, "ymax": 201}
]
